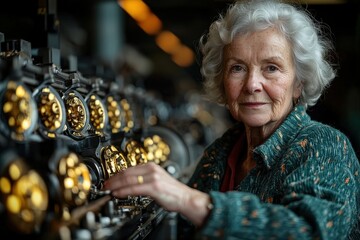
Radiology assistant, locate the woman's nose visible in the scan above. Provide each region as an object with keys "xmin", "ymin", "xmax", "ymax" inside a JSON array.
[{"xmin": 244, "ymin": 70, "xmax": 262, "ymax": 94}]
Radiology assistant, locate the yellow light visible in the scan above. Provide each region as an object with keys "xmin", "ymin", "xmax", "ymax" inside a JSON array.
[
  {"xmin": 71, "ymin": 186, "xmax": 79, "ymax": 194},
  {"xmin": 21, "ymin": 119, "xmax": 30, "ymax": 130},
  {"xmin": 119, "ymin": 0, "xmax": 151, "ymax": 22},
  {"xmin": 155, "ymin": 149, "xmax": 162, "ymax": 158},
  {"xmin": 9, "ymin": 163, "xmax": 21, "ymax": 180},
  {"xmin": 48, "ymin": 92, "xmax": 54, "ymax": 101},
  {"xmin": 118, "ymin": 0, "xmax": 194, "ymax": 67},
  {"xmin": 7, "ymin": 194, "xmax": 21, "ymax": 214},
  {"xmin": 17, "ymin": 177, "xmax": 31, "ymax": 195},
  {"xmin": 31, "ymin": 187, "xmax": 44, "ymax": 208},
  {"xmin": 67, "ymin": 168, "xmax": 76, "ymax": 178},
  {"xmin": 138, "ymin": 13, "xmax": 162, "ymax": 35},
  {"xmin": 3, "ymin": 102, "xmax": 13, "ymax": 113},
  {"xmin": 78, "ymin": 163, "xmax": 91, "ymax": 191},
  {"xmin": 16, "ymin": 85, "xmax": 26, "ymax": 98},
  {"xmin": 64, "ymin": 177, "xmax": 74, "ymax": 189},
  {"xmin": 66, "ymin": 154, "xmax": 76, "ymax": 168},
  {"xmin": 171, "ymin": 45, "xmax": 195, "ymax": 67},
  {"xmin": 153, "ymin": 135, "xmax": 161, "ymax": 143},
  {"xmin": 78, "ymin": 191, "xmax": 87, "ymax": 200},
  {"xmin": 59, "ymin": 157, "xmax": 67, "ymax": 175},
  {"xmin": 0, "ymin": 177, "xmax": 11, "ymax": 194},
  {"xmin": 147, "ymin": 152, "xmax": 154, "ymax": 161},
  {"xmin": 155, "ymin": 31, "xmax": 181, "ymax": 54},
  {"xmin": 8, "ymin": 117, "xmax": 15, "ymax": 127}
]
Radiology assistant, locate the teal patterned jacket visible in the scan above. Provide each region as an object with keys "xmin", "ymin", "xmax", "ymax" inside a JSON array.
[{"xmin": 187, "ymin": 105, "xmax": 360, "ymax": 239}]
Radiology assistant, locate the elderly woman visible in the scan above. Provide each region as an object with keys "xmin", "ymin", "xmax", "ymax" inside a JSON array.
[{"xmin": 104, "ymin": 0, "xmax": 360, "ymax": 239}]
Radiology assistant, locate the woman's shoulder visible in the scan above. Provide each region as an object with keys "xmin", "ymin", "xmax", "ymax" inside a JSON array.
[
  {"xmin": 299, "ymin": 120, "xmax": 349, "ymax": 141},
  {"xmin": 295, "ymin": 119, "xmax": 357, "ymax": 158},
  {"xmin": 285, "ymin": 106, "xmax": 352, "ymax": 146}
]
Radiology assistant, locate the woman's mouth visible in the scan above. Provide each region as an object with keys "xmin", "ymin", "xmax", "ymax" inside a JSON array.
[{"xmin": 241, "ymin": 102, "xmax": 267, "ymax": 108}]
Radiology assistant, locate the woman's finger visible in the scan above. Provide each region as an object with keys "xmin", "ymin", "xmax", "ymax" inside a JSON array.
[
  {"xmin": 122, "ymin": 162, "xmax": 159, "ymax": 176},
  {"xmin": 103, "ymin": 163, "xmax": 162, "ymax": 195},
  {"xmin": 110, "ymin": 173, "xmax": 155, "ymax": 197}
]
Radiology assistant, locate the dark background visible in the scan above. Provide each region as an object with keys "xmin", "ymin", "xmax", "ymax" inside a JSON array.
[{"xmin": 0, "ymin": 0, "xmax": 359, "ymax": 156}]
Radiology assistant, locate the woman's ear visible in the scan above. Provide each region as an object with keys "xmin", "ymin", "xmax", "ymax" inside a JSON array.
[
  {"xmin": 292, "ymin": 80, "xmax": 303, "ymax": 106},
  {"xmin": 293, "ymin": 80, "xmax": 303, "ymax": 99}
]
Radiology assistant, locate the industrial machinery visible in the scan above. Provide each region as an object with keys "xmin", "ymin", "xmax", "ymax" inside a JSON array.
[
  {"xmin": 0, "ymin": 35, "xmax": 193, "ymax": 239},
  {"xmin": 0, "ymin": 0, "xmax": 227, "ymax": 237}
]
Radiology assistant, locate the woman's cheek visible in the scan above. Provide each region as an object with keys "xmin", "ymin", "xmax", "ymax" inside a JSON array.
[{"xmin": 225, "ymin": 81, "xmax": 241, "ymax": 99}]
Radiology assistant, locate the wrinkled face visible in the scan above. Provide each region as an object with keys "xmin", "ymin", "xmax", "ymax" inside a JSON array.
[{"xmin": 223, "ymin": 27, "xmax": 301, "ymax": 133}]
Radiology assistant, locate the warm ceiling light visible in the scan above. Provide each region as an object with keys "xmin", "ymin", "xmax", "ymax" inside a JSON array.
[
  {"xmin": 138, "ymin": 13, "xmax": 162, "ymax": 35},
  {"xmin": 171, "ymin": 45, "xmax": 195, "ymax": 67},
  {"xmin": 119, "ymin": 0, "xmax": 195, "ymax": 67},
  {"xmin": 118, "ymin": 0, "xmax": 151, "ymax": 22},
  {"xmin": 155, "ymin": 30, "xmax": 181, "ymax": 54}
]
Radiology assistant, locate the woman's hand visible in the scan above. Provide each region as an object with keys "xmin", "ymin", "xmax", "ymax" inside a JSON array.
[{"xmin": 103, "ymin": 162, "xmax": 211, "ymax": 227}]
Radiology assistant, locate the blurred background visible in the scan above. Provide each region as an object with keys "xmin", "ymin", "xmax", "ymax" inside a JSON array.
[{"xmin": 1, "ymin": 0, "xmax": 359, "ymax": 155}]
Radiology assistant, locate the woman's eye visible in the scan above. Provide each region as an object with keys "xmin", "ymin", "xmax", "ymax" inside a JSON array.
[
  {"xmin": 230, "ymin": 65, "xmax": 245, "ymax": 72},
  {"xmin": 266, "ymin": 65, "xmax": 278, "ymax": 72}
]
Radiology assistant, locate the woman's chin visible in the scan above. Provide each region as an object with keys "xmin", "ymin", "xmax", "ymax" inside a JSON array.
[{"xmin": 241, "ymin": 117, "xmax": 270, "ymax": 128}]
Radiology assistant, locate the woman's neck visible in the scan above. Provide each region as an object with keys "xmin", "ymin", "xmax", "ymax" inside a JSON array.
[{"xmin": 245, "ymin": 127, "xmax": 265, "ymax": 152}]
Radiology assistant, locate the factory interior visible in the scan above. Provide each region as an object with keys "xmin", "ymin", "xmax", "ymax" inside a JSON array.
[{"xmin": 0, "ymin": 0, "xmax": 359, "ymax": 239}]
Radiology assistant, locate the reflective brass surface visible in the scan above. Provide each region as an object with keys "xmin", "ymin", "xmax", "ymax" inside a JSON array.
[
  {"xmin": 38, "ymin": 87, "xmax": 64, "ymax": 137},
  {"xmin": 2, "ymin": 81, "xmax": 35, "ymax": 141},
  {"xmin": 125, "ymin": 140, "xmax": 147, "ymax": 166},
  {"xmin": 120, "ymin": 99, "xmax": 134, "ymax": 132},
  {"xmin": 64, "ymin": 92, "xmax": 87, "ymax": 134},
  {"xmin": 88, "ymin": 94, "xmax": 106, "ymax": 134},
  {"xmin": 106, "ymin": 95, "xmax": 121, "ymax": 133},
  {"xmin": 57, "ymin": 152, "xmax": 91, "ymax": 207},
  {"xmin": 101, "ymin": 145, "xmax": 128, "ymax": 178},
  {"xmin": 143, "ymin": 134, "xmax": 170, "ymax": 164},
  {"xmin": 0, "ymin": 158, "xmax": 48, "ymax": 234}
]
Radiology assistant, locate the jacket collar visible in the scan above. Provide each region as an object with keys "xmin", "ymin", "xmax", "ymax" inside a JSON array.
[{"xmin": 253, "ymin": 105, "xmax": 310, "ymax": 169}]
